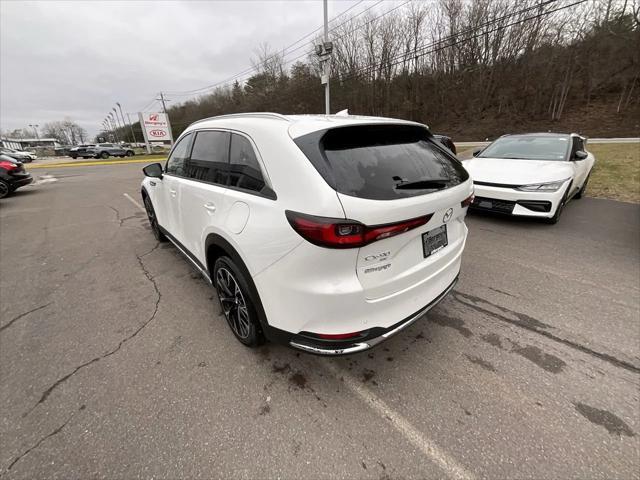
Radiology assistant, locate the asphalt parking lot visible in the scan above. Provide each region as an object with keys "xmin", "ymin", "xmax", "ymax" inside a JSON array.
[{"xmin": 1, "ymin": 162, "xmax": 639, "ymax": 479}]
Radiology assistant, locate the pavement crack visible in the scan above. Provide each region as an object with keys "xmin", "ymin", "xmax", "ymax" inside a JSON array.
[
  {"xmin": 107, "ymin": 205, "xmax": 122, "ymax": 226},
  {"xmin": 24, "ymin": 245, "xmax": 162, "ymax": 416},
  {"xmin": 5, "ymin": 414, "xmax": 72, "ymax": 473},
  {"xmin": 0, "ymin": 303, "xmax": 52, "ymax": 334},
  {"xmin": 453, "ymin": 291, "xmax": 640, "ymax": 375}
]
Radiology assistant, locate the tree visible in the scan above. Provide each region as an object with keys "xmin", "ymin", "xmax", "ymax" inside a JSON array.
[{"xmin": 41, "ymin": 120, "xmax": 87, "ymax": 145}]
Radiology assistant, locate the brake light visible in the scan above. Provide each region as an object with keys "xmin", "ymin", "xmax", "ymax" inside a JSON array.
[
  {"xmin": 0, "ymin": 161, "xmax": 18, "ymax": 172},
  {"xmin": 461, "ymin": 193, "xmax": 475, "ymax": 208},
  {"xmin": 285, "ymin": 210, "xmax": 432, "ymax": 249}
]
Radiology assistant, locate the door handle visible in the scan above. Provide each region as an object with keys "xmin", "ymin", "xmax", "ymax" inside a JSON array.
[
  {"xmin": 150, "ymin": 181, "xmax": 156, "ymax": 187},
  {"xmin": 204, "ymin": 202, "xmax": 216, "ymax": 212},
  {"xmin": 169, "ymin": 189, "xmax": 177, "ymax": 197}
]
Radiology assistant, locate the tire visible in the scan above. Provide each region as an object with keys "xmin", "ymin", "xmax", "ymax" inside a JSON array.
[
  {"xmin": 70, "ymin": 154, "xmax": 77, "ymax": 159},
  {"xmin": 213, "ymin": 256, "xmax": 264, "ymax": 347},
  {"xmin": 0, "ymin": 180, "xmax": 9, "ymax": 199},
  {"xmin": 100, "ymin": 151, "xmax": 109, "ymax": 159},
  {"xmin": 119, "ymin": 155, "xmax": 125, "ymax": 158},
  {"xmin": 575, "ymin": 173, "xmax": 590, "ymax": 199},
  {"xmin": 126, "ymin": 150, "xmax": 134, "ymax": 157},
  {"xmin": 545, "ymin": 183, "xmax": 571, "ymax": 224},
  {"xmin": 143, "ymin": 195, "xmax": 167, "ymax": 242}
]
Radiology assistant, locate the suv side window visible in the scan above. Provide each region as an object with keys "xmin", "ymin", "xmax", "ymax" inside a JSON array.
[
  {"xmin": 187, "ymin": 131, "xmax": 230, "ymax": 185},
  {"xmin": 165, "ymin": 133, "xmax": 193, "ymax": 176},
  {"xmin": 229, "ymin": 133, "xmax": 266, "ymax": 193}
]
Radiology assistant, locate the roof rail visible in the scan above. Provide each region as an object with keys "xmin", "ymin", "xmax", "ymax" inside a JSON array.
[{"xmin": 190, "ymin": 112, "xmax": 290, "ymax": 126}]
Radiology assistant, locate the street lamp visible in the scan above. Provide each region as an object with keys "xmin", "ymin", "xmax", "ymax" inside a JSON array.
[{"xmin": 116, "ymin": 102, "xmax": 134, "ymax": 143}]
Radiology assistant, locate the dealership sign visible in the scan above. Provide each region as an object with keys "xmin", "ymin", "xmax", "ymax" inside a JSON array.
[{"xmin": 138, "ymin": 112, "xmax": 173, "ymax": 143}]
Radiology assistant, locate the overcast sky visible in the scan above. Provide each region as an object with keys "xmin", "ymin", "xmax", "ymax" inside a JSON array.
[{"xmin": 1, "ymin": 0, "xmax": 365, "ymax": 138}]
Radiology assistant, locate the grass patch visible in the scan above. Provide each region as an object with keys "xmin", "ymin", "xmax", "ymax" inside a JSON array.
[
  {"xmin": 587, "ymin": 143, "xmax": 639, "ymax": 203},
  {"xmin": 126, "ymin": 154, "xmax": 166, "ymax": 162}
]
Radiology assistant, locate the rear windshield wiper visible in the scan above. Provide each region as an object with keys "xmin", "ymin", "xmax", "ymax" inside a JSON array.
[{"xmin": 393, "ymin": 176, "xmax": 450, "ymax": 190}]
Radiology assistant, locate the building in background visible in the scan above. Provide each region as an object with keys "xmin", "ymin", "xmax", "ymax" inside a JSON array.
[{"xmin": 0, "ymin": 138, "xmax": 61, "ymax": 150}]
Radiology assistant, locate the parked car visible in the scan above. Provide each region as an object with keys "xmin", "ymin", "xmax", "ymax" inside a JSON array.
[
  {"xmin": 0, "ymin": 154, "xmax": 33, "ymax": 198},
  {"xmin": 433, "ymin": 134, "xmax": 456, "ymax": 155},
  {"xmin": 90, "ymin": 143, "xmax": 135, "ymax": 159},
  {"xmin": 68, "ymin": 144, "xmax": 97, "ymax": 159},
  {"xmin": 463, "ymin": 133, "xmax": 595, "ymax": 224},
  {"xmin": 140, "ymin": 113, "xmax": 473, "ymax": 354},
  {"xmin": 0, "ymin": 148, "xmax": 37, "ymax": 163}
]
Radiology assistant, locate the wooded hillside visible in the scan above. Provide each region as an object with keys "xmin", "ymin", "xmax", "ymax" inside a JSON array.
[{"xmin": 115, "ymin": 0, "xmax": 640, "ymax": 142}]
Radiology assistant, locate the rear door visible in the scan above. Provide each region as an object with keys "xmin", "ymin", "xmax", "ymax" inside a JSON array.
[
  {"xmin": 317, "ymin": 125, "xmax": 472, "ymax": 299},
  {"xmin": 176, "ymin": 130, "xmax": 230, "ymax": 265}
]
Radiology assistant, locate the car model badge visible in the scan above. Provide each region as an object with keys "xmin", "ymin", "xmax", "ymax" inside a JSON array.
[{"xmin": 443, "ymin": 208, "xmax": 453, "ymax": 223}]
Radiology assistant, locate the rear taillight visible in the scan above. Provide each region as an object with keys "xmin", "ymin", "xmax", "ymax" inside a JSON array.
[
  {"xmin": 461, "ymin": 193, "xmax": 474, "ymax": 208},
  {"xmin": 285, "ymin": 210, "xmax": 432, "ymax": 249},
  {"xmin": 0, "ymin": 161, "xmax": 18, "ymax": 172}
]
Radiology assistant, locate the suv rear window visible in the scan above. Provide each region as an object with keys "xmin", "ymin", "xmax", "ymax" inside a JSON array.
[{"xmin": 295, "ymin": 125, "xmax": 468, "ymax": 200}]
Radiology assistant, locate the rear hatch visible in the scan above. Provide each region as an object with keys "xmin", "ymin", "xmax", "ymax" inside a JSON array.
[{"xmin": 295, "ymin": 124, "xmax": 472, "ymax": 300}]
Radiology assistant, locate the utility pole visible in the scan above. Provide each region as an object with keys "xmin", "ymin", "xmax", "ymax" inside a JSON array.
[
  {"xmin": 157, "ymin": 92, "xmax": 170, "ymax": 114},
  {"xmin": 156, "ymin": 92, "xmax": 174, "ymax": 145},
  {"xmin": 323, "ymin": 0, "xmax": 330, "ymax": 115},
  {"xmin": 315, "ymin": 1, "xmax": 333, "ymax": 115}
]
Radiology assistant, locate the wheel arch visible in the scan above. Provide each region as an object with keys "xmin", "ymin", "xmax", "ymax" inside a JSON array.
[{"xmin": 205, "ymin": 233, "xmax": 271, "ymax": 335}]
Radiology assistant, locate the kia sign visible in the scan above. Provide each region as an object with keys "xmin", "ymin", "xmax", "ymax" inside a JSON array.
[{"xmin": 138, "ymin": 112, "xmax": 173, "ymax": 143}]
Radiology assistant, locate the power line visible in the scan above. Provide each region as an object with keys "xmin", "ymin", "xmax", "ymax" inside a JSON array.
[
  {"xmin": 164, "ymin": 0, "xmax": 372, "ymax": 97},
  {"xmin": 340, "ymin": 0, "xmax": 581, "ymax": 81},
  {"xmin": 162, "ymin": 0, "xmax": 411, "ymax": 101}
]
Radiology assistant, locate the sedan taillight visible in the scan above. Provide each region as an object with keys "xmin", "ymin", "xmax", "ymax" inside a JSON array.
[
  {"xmin": 285, "ymin": 210, "xmax": 432, "ymax": 249},
  {"xmin": 0, "ymin": 161, "xmax": 18, "ymax": 172}
]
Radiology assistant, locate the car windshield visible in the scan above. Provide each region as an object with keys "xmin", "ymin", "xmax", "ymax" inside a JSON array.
[{"xmin": 479, "ymin": 136, "xmax": 570, "ymax": 161}]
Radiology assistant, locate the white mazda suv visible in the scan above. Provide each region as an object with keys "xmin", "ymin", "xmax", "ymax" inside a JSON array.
[
  {"xmin": 141, "ymin": 113, "xmax": 473, "ymax": 354},
  {"xmin": 463, "ymin": 133, "xmax": 595, "ymax": 224}
]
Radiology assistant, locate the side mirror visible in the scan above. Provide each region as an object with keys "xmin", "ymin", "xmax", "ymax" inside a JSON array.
[
  {"xmin": 472, "ymin": 148, "xmax": 482, "ymax": 157},
  {"xmin": 143, "ymin": 162, "xmax": 163, "ymax": 178},
  {"xmin": 574, "ymin": 150, "xmax": 588, "ymax": 161}
]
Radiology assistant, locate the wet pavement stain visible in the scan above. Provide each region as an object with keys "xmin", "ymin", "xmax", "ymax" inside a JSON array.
[
  {"xmin": 429, "ymin": 312, "xmax": 473, "ymax": 338},
  {"xmin": 289, "ymin": 372, "xmax": 308, "ymax": 389},
  {"xmin": 258, "ymin": 404, "xmax": 271, "ymax": 415},
  {"xmin": 481, "ymin": 333, "xmax": 503, "ymax": 349},
  {"xmin": 465, "ymin": 354, "xmax": 497, "ymax": 372},
  {"xmin": 488, "ymin": 286, "xmax": 518, "ymax": 297},
  {"xmin": 454, "ymin": 291, "xmax": 551, "ymax": 330},
  {"xmin": 574, "ymin": 402, "xmax": 635, "ymax": 437},
  {"xmin": 362, "ymin": 369, "xmax": 375, "ymax": 383},
  {"xmin": 513, "ymin": 344, "xmax": 566, "ymax": 373}
]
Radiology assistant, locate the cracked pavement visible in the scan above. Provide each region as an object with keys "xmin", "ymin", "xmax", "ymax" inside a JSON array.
[{"xmin": 0, "ymin": 163, "xmax": 638, "ymax": 479}]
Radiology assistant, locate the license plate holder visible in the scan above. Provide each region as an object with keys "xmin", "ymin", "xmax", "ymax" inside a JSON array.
[{"xmin": 422, "ymin": 225, "xmax": 448, "ymax": 258}]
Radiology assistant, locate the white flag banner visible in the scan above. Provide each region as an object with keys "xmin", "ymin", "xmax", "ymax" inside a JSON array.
[{"xmin": 139, "ymin": 112, "xmax": 172, "ymax": 142}]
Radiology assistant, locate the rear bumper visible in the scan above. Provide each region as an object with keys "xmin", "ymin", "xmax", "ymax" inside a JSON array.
[
  {"xmin": 255, "ymin": 223, "xmax": 466, "ymax": 353},
  {"xmin": 470, "ymin": 182, "xmax": 567, "ymax": 218},
  {"xmin": 279, "ymin": 275, "xmax": 458, "ymax": 355},
  {"xmin": 11, "ymin": 175, "xmax": 33, "ymax": 189}
]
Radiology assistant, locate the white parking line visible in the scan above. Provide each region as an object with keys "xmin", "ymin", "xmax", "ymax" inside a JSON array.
[
  {"xmin": 325, "ymin": 362, "xmax": 475, "ymax": 480},
  {"xmin": 123, "ymin": 193, "xmax": 145, "ymax": 212}
]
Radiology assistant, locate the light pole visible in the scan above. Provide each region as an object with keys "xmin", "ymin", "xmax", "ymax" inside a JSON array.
[
  {"xmin": 116, "ymin": 102, "xmax": 135, "ymax": 144},
  {"xmin": 28, "ymin": 124, "xmax": 39, "ymax": 139},
  {"xmin": 112, "ymin": 108, "xmax": 124, "ymax": 142},
  {"xmin": 108, "ymin": 113, "xmax": 120, "ymax": 142}
]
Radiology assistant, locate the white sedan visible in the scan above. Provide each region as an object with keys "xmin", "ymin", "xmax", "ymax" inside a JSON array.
[{"xmin": 462, "ymin": 133, "xmax": 595, "ymax": 224}]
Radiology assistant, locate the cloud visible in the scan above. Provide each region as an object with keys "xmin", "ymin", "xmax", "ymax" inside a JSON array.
[{"xmin": 1, "ymin": 0, "xmax": 354, "ymax": 138}]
